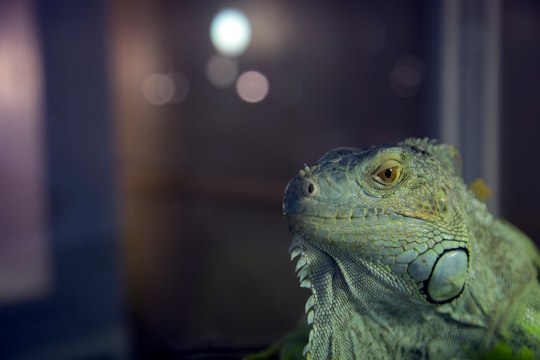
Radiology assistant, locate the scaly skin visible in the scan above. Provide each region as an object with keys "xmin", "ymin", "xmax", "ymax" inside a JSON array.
[{"xmin": 283, "ymin": 138, "xmax": 540, "ymax": 359}]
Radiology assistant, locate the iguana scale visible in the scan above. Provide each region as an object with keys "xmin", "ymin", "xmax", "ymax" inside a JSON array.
[{"xmin": 282, "ymin": 138, "xmax": 540, "ymax": 359}]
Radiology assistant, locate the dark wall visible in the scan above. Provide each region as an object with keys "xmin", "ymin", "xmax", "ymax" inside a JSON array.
[
  {"xmin": 0, "ymin": 1, "xmax": 128, "ymax": 358},
  {"xmin": 501, "ymin": 0, "xmax": 540, "ymax": 243}
]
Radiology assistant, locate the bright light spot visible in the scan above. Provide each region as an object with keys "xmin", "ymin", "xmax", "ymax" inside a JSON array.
[
  {"xmin": 236, "ymin": 71, "xmax": 269, "ymax": 103},
  {"xmin": 390, "ymin": 55, "xmax": 423, "ymax": 98},
  {"xmin": 206, "ymin": 55, "xmax": 239, "ymax": 88},
  {"xmin": 142, "ymin": 73, "xmax": 175, "ymax": 105},
  {"xmin": 210, "ymin": 9, "xmax": 251, "ymax": 57},
  {"xmin": 272, "ymin": 74, "xmax": 303, "ymax": 106}
]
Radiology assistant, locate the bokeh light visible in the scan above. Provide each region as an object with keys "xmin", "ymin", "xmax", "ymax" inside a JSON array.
[
  {"xmin": 210, "ymin": 9, "xmax": 251, "ymax": 57},
  {"xmin": 142, "ymin": 73, "xmax": 175, "ymax": 105},
  {"xmin": 236, "ymin": 71, "xmax": 269, "ymax": 103},
  {"xmin": 206, "ymin": 55, "xmax": 239, "ymax": 88},
  {"xmin": 389, "ymin": 55, "xmax": 423, "ymax": 98},
  {"xmin": 141, "ymin": 72, "xmax": 190, "ymax": 105}
]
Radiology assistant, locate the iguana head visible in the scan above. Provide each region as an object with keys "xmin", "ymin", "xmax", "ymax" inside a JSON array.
[
  {"xmin": 284, "ymin": 138, "xmax": 470, "ymax": 304},
  {"xmin": 283, "ymin": 139, "xmax": 476, "ymax": 357},
  {"xmin": 283, "ymin": 138, "xmax": 540, "ymax": 359}
]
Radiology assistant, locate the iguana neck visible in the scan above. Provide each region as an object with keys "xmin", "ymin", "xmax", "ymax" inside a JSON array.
[
  {"xmin": 291, "ymin": 235, "xmax": 487, "ymax": 360},
  {"xmin": 291, "ymin": 235, "xmax": 370, "ymax": 359}
]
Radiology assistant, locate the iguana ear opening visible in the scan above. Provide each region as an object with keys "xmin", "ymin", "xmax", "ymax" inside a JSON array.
[{"xmin": 401, "ymin": 138, "xmax": 462, "ymax": 177}]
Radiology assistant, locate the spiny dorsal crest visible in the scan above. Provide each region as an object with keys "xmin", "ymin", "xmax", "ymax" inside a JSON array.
[{"xmin": 400, "ymin": 138, "xmax": 462, "ymax": 177}]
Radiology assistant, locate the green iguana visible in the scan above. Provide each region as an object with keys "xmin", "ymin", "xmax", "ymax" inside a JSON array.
[{"xmin": 280, "ymin": 138, "xmax": 540, "ymax": 359}]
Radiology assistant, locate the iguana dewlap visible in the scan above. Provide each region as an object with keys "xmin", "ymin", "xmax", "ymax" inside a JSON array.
[{"xmin": 283, "ymin": 138, "xmax": 540, "ymax": 359}]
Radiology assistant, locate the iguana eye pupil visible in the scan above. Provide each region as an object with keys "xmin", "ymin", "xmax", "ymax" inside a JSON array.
[{"xmin": 376, "ymin": 166, "xmax": 400, "ymax": 183}]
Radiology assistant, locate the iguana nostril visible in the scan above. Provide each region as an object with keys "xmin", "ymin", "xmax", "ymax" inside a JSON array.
[{"xmin": 302, "ymin": 179, "xmax": 319, "ymax": 197}]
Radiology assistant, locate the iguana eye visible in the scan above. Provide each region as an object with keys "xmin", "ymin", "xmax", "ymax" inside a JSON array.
[{"xmin": 373, "ymin": 161, "xmax": 402, "ymax": 185}]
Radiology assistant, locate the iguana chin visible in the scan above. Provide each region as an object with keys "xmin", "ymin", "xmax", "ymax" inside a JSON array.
[{"xmin": 282, "ymin": 138, "xmax": 540, "ymax": 359}]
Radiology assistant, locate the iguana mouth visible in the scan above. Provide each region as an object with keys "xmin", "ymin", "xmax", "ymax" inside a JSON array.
[{"xmin": 284, "ymin": 211, "xmax": 404, "ymax": 232}]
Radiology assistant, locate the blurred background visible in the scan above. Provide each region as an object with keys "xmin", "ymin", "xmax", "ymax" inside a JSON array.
[{"xmin": 1, "ymin": 0, "xmax": 539, "ymax": 358}]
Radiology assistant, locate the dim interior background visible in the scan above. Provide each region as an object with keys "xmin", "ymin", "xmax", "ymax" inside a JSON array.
[{"xmin": 0, "ymin": 0, "xmax": 539, "ymax": 358}]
